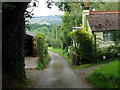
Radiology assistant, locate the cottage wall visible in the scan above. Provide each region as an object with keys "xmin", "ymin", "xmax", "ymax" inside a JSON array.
[
  {"xmin": 94, "ymin": 32, "xmax": 103, "ymax": 40},
  {"xmin": 82, "ymin": 7, "xmax": 89, "ymax": 27},
  {"xmin": 86, "ymin": 10, "xmax": 119, "ymax": 47},
  {"xmin": 87, "ymin": 20, "xmax": 92, "ymax": 34},
  {"xmin": 94, "ymin": 32, "xmax": 115, "ymax": 47},
  {"xmin": 100, "ymin": 41, "xmax": 115, "ymax": 47}
]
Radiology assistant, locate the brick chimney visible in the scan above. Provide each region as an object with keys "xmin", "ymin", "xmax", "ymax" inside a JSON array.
[{"xmin": 82, "ymin": 2, "xmax": 89, "ymax": 27}]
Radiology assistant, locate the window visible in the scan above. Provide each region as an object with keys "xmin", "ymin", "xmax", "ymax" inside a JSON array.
[{"xmin": 103, "ymin": 31, "xmax": 115, "ymax": 42}]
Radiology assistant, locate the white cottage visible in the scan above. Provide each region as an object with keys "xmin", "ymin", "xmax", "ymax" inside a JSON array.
[
  {"xmin": 83, "ymin": 6, "xmax": 120, "ymax": 47},
  {"xmin": 73, "ymin": 3, "xmax": 120, "ymax": 47}
]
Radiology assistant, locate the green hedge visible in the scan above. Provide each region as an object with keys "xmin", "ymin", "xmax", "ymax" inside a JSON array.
[{"xmin": 34, "ymin": 32, "xmax": 49, "ymax": 69}]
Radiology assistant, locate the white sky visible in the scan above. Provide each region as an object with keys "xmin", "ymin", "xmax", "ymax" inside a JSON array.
[{"xmin": 27, "ymin": 0, "xmax": 64, "ymax": 16}]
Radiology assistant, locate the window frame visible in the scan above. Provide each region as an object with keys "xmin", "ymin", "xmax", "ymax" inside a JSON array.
[{"xmin": 103, "ymin": 31, "xmax": 115, "ymax": 42}]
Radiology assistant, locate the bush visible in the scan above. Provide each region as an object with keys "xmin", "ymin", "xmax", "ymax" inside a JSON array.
[
  {"xmin": 34, "ymin": 32, "xmax": 49, "ymax": 69},
  {"xmin": 45, "ymin": 37, "xmax": 53, "ymax": 47},
  {"xmin": 69, "ymin": 27, "xmax": 94, "ymax": 64},
  {"xmin": 52, "ymin": 39, "xmax": 62, "ymax": 48},
  {"xmin": 94, "ymin": 45, "xmax": 120, "ymax": 61},
  {"xmin": 46, "ymin": 37, "xmax": 62, "ymax": 48}
]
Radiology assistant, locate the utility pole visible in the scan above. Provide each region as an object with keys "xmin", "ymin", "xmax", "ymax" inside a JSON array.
[{"xmin": 56, "ymin": 26, "xmax": 58, "ymax": 39}]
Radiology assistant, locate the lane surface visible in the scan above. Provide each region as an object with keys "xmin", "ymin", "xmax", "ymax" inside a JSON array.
[{"xmin": 27, "ymin": 51, "xmax": 94, "ymax": 88}]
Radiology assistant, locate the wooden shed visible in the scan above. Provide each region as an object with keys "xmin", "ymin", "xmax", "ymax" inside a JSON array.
[{"xmin": 25, "ymin": 31, "xmax": 36, "ymax": 57}]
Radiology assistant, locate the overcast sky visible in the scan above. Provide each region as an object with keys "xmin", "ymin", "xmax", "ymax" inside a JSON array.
[{"xmin": 27, "ymin": 0, "xmax": 64, "ymax": 16}]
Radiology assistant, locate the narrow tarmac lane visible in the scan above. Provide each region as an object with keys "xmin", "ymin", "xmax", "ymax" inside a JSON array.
[{"xmin": 26, "ymin": 51, "xmax": 94, "ymax": 88}]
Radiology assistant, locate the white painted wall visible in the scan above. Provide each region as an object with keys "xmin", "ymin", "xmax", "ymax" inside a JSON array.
[
  {"xmin": 87, "ymin": 20, "xmax": 92, "ymax": 34},
  {"xmin": 82, "ymin": 9, "xmax": 89, "ymax": 27}
]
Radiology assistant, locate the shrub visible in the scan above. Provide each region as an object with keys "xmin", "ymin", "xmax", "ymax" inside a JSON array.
[
  {"xmin": 94, "ymin": 45, "xmax": 120, "ymax": 61},
  {"xmin": 45, "ymin": 37, "xmax": 53, "ymax": 47},
  {"xmin": 46, "ymin": 37, "xmax": 62, "ymax": 48},
  {"xmin": 52, "ymin": 39, "xmax": 62, "ymax": 48},
  {"xmin": 107, "ymin": 45, "xmax": 120, "ymax": 58},
  {"xmin": 33, "ymin": 32, "xmax": 49, "ymax": 69},
  {"xmin": 69, "ymin": 27, "xmax": 94, "ymax": 65}
]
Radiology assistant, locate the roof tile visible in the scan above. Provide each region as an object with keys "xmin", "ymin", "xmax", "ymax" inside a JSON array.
[{"xmin": 87, "ymin": 11, "xmax": 120, "ymax": 31}]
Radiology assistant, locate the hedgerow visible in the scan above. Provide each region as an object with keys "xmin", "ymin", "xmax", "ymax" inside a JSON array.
[{"xmin": 34, "ymin": 32, "xmax": 49, "ymax": 69}]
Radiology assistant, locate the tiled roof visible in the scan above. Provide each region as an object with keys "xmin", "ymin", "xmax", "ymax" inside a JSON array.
[{"xmin": 87, "ymin": 11, "xmax": 120, "ymax": 31}]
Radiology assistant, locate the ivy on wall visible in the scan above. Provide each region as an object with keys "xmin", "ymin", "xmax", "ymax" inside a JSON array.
[{"xmin": 2, "ymin": 2, "xmax": 28, "ymax": 88}]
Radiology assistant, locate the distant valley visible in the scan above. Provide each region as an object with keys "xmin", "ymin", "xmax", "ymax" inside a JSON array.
[{"xmin": 27, "ymin": 15, "xmax": 63, "ymax": 25}]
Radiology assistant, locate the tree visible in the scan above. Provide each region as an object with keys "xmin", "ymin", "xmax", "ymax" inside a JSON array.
[
  {"xmin": 88, "ymin": 2, "xmax": 118, "ymax": 11},
  {"xmin": 37, "ymin": 27, "xmax": 50, "ymax": 35},
  {"xmin": 51, "ymin": 24, "xmax": 57, "ymax": 39},
  {"xmin": 58, "ymin": 2, "xmax": 82, "ymax": 50}
]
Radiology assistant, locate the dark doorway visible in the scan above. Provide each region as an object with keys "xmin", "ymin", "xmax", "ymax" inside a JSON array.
[{"xmin": 25, "ymin": 37, "xmax": 33, "ymax": 56}]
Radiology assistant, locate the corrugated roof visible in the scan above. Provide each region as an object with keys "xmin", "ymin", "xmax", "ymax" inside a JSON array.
[
  {"xmin": 26, "ymin": 31, "xmax": 36, "ymax": 37},
  {"xmin": 87, "ymin": 11, "xmax": 120, "ymax": 31},
  {"xmin": 72, "ymin": 27, "xmax": 82, "ymax": 29}
]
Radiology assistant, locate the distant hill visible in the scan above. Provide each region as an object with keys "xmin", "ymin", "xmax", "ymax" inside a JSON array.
[{"xmin": 27, "ymin": 15, "xmax": 63, "ymax": 25}]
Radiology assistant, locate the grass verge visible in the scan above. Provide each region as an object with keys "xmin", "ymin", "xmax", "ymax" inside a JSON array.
[
  {"xmin": 73, "ymin": 64, "xmax": 93, "ymax": 70},
  {"xmin": 73, "ymin": 58, "xmax": 118, "ymax": 70},
  {"xmin": 86, "ymin": 59, "xmax": 119, "ymax": 88},
  {"xmin": 48, "ymin": 47, "xmax": 71, "ymax": 64}
]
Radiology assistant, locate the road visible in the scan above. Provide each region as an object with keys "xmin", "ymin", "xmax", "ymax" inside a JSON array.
[{"xmin": 26, "ymin": 51, "xmax": 95, "ymax": 88}]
